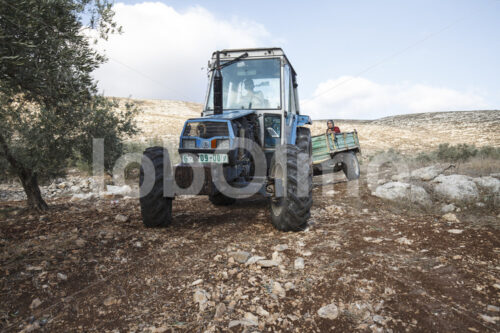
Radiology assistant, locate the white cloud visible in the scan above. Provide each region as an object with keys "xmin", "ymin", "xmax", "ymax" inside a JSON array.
[
  {"xmin": 302, "ymin": 76, "xmax": 489, "ymax": 120},
  {"xmin": 92, "ymin": 2, "xmax": 274, "ymax": 101}
]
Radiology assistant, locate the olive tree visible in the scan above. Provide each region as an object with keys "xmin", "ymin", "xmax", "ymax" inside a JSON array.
[{"xmin": 0, "ymin": 0, "xmax": 139, "ymax": 210}]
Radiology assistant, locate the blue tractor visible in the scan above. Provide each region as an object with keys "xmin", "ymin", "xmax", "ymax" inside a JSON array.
[{"xmin": 139, "ymin": 48, "xmax": 313, "ymax": 231}]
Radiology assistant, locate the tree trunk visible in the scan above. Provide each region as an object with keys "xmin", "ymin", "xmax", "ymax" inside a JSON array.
[
  {"xmin": 0, "ymin": 133, "xmax": 48, "ymax": 211},
  {"xmin": 19, "ymin": 172, "xmax": 49, "ymax": 211}
]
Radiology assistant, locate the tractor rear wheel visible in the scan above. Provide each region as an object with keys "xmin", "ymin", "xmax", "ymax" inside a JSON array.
[
  {"xmin": 269, "ymin": 144, "xmax": 313, "ymax": 231},
  {"xmin": 209, "ymin": 192, "xmax": 236, "ymax": 206},
  {"xmin": 139, "ymin": 147, "xmax": 173, "ymax": 227},
  {"xmin": 342, "ymin": 151, "xmax": 360, "ymax": 180}
]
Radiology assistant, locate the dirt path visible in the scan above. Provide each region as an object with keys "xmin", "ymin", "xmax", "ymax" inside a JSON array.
[{"xmin": 1, "ymin": 176, "xmax": 499, "ymax": 332}]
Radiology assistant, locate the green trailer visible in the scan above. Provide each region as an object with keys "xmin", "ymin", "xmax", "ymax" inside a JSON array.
[{"xmin": 311, "ymin": 131, "xmax": 361, "ymax": 180}]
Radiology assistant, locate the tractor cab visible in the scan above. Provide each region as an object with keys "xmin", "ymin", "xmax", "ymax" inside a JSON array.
[{"xmin": 201, "ymin": 48, "xmax": 310, "ymax": 148}]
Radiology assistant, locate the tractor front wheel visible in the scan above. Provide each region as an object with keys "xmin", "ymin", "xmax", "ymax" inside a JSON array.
[
  {"xmin": 269, "ymin": 144, "xmax": 313, "ymax": 231},
  {"xmin": 139, "ymin": 147, "xmax": 173, "ymax": 227}
]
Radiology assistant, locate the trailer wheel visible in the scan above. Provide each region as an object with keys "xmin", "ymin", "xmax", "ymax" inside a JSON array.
[
  {"xmin": 342, "ymin": 151, "xmax": 360, "ymax": 180},
  {"xmin": 209, "ymin": 192, "xmax": 236, "ymax": 206},
  {"xmin": 139, "ymin": 147, "xmax": 173, "ymax": 227},
  {"xmin": 269, "ymin": 144, "xmax": 313, "ymax": 231}
]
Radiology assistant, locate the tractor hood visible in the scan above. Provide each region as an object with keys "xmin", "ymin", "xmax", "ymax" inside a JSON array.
[{"xmin": 190, "ymin": 109, "xmax": 256, "ymax": 121}]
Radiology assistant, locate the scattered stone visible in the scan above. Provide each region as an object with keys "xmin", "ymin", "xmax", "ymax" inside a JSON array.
[
  {"xmin": 284, "ymin": 282, "xmax": 295, "ymax": 291},
  {"xmin": 317, "ymin": 303, "xmax": 339, "ymax": 320},
  {"xmin": 441, "ymin": 203, "xmax": 456, "ymax": 213},
  {"xmin": 396, "ymin": 237, "xmax": 413, "ymax": 245},
  {"xmin": 70, "ymin": 185, "xmax": 81, "ymax": 193},
  {"xmin": 479, "ymin": 314, "xmax": 499, "ymax": 324},
  {"xmin": 274, "ymin": 244, "xmax": 289, "ymax": 252},
  {"xmin": 244, "ymin": 312, "xmax": 259, "ymax": 325},
  {"xmin": 193, "ymin": 290, "xmax": 210, "ymax": 311},
  {"xmin": 134, "ymin": 241, "xmax": 142, "ymax": 248},
  {"xmin": 149, "ymin": 326, "xmax": 169, "ymax": 333},
  {"xmin": 191, "ymin": 279, "xmax": 203, "ymax": 286},
  {"xmin": 363, "ymin": 237, "xmax": 383, "ymax": 244},
  {"xmin": 213, "ymin": 254, "xmax": 222, "ymax": 261},
  {"xmin": 57, "ymin": 273, "xmax": 68, "ymax": 281},
  {"xmin": 70, "ymin": 193, "xmax": 95, "ymax": 201},
  {"xmin": 257, "ymin": 260, "xmax": 279, "ymax": 268},
  {"xmin": 229, "ymin": 251, "xmax": 251, "ymax": 264},
  {"xmin": 256, "ymin": 306, "xmax": 270, "ymax": 317},
  {"xmin": 372, "ymin": 182, "xmax": 431, "ymax": 206},
  {"xmin": 272, "ymin": 282, "xmax": 286, "ymax": 297},
  {"xmin": 442, "ymin": 213, "xmax": 460, "ymax": 223},
  {"xmin": 448, "ymin": 229, "xmax": 464, "ymax": 234},
  {"xmin": 115, "ymin": 214, "xmax": 129, "ymax": 222},
  {"xmin": 325, "ymin": 204, "xmax": 345, "ymax": 215},
  {"xmin": 493, "ymin": 284, "xmax": 500, "ymax": 290},
  {"xmin": 20, "ymin": 322, "xmax": 40, "ymax": 333},
  {"xmin": 75, "ymin": 238, "xmax": 86, "ymax": 247},
  {"xmin": 104, "ymin": 185, "xmax": 132, "ymax": 197},
  {"xmin": 271, "ymin": 251, "xmax": 282, "ymax": 263},
  {"xmin": 411, "ymin": 165, "xmax": 443, "ymax": 181},
  {"xmin": 214, "ymin": 302, "xmax": 226, "ymax": 319},
  {"xmin": 228, "ymin": 313, "xmax": 259, "ymax": 328},
  {"xmin": 373, "ymin": 315, "xmax": 385, "ymax": 324},
  {"xmin": 432, "ymin": 174, "xmax": 479, "ymax": 203},
  {"xmin": 30, "ymin": 298, "xmax": 42, "ymax": 309},
  {"xmin": 473, "ymin": 176, "xmax": 500, "ymax": 193},
  {"xmin": 103, "ymin": 297, "xmax": 117, "ymax": 306},
  {"xmin": 294, "ymin": 257, "xmax": 305, "ymax": 270},
  {"xmin": 487, "ymin": 305, "xmax": 500, "ymax": 312},
  {"xmin": 246, "ymin": 256, "xmax": 266, "ymax": 265}
]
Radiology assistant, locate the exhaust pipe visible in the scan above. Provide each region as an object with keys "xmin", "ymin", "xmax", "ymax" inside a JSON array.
[{"xmin": 213, "ymin": 51, "xmax": 223, "ymax": 115}]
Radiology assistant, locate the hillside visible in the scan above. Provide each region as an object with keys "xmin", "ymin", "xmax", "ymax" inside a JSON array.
[{"xmin": 118, "ymin": 97, "xmax": 500, "ymax": 154}]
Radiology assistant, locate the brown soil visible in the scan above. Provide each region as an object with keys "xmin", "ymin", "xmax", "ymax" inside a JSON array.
[{"xmin": 1, "ymin": 174, "xmax": 499, "ymax": 332}]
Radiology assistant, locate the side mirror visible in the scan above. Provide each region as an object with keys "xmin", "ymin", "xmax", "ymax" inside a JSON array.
[{"xmin": 266, "ymin": 127, "xmax": 279, "ymax": 138}]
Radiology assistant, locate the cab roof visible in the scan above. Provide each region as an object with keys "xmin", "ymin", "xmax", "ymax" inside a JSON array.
[{"xmin": 211, "ymin": 47, "xmax": 296, "ymax": 76}]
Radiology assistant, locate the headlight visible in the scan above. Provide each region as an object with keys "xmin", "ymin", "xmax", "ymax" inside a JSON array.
[
  {"xmin": 183, "ymin": 139, "xmax": 196, "ymax": 149},
  {"xmin": 217, "ymin": 139, "xmax": 230, "ymax": 149}
]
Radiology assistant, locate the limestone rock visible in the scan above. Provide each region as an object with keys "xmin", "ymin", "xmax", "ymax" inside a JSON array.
[
  {"xmin": 317, "ymin": 303, "xmax": 339, "ymax": 320},
  {"xmin": 432, "ymin": 174, "xmax": 479, "ymax": 203},
  {"xmin": 372, "ymin": 182, "xmax": 431, "ymax": 206}
]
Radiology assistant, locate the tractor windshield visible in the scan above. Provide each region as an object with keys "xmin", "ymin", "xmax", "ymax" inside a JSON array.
[{"xmin": 207, "ymin": 58, "xmax": 281, "ymax": 110}]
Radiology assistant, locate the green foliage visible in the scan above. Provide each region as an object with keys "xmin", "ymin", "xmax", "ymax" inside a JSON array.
[
  {"xmin": 123, "ymin": 137, "xmax": 165, "ymax": 154},
  {"xmin": 415, "ymin": 144, "xmax": 500, "ymax": 163},
  {"xmin": 72, "ymin": 98, "xmax": 140, "ymax": 172},
  {"xmin": 0, "ymin": 0, "xmax": 138, "ymax": 206}
]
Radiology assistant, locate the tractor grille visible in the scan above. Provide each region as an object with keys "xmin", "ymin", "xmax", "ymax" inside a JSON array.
[{"xmin": 183, "ymin": 121, "xmax": 229, "ymax": 139}]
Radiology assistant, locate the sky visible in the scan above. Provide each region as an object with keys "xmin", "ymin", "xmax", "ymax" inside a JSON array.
[{"xmin": 91, "ymin": 0, "xmax": 500, "ymax": 119}]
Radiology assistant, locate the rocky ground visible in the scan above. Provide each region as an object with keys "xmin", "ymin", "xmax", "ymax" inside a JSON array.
[
  {"xmin": 1, "ymin": 167, "xmax": 499, "ymax": 332},
  {"xmin": 1, "ymin": 102, "xmax": 499, "ymax": 331}
]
